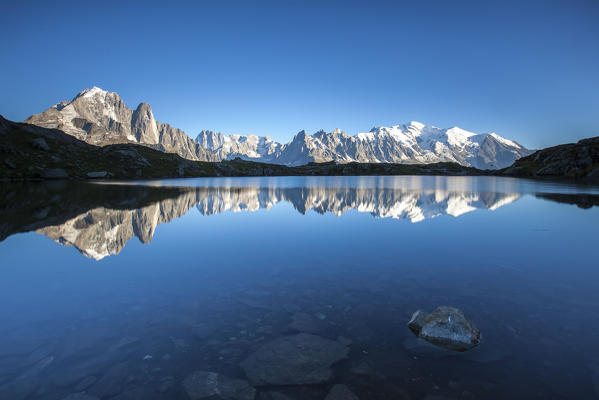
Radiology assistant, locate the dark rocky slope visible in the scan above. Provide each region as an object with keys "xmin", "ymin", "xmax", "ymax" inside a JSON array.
[
  {"xmin": 501, "ymin": 137, "xmax": 599, "ymax": 180},
  {"xmin": 1, "ymin": 115, "xmax": 217, "ymax": 180}
]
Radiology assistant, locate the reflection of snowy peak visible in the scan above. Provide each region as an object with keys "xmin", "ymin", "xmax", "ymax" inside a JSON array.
[
  {"xmin": 194, "ymin": 187, "xmax": 519, "ymax": 222},
  {"xmin": 38, "ymin": 190, "xmax": 200, "ymax": 260},
  {"xmin": 26, "ymin": 87, "xmax": 531, "ymax": 169},
  {"xmin": 37, "ymin": 187, "xmax": 519, "ymax": 260}
]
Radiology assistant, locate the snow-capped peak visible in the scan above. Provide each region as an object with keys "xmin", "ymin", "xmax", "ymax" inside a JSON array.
[
  {"xmin": 77, "ymin": 86, "xmax": 108, "ymax": 98},
  {"xmin": 445, "ymin": 126, "xmax": 476, "ymax": 137},
  {"xmin": 408, "ymin": 121, "xmax": 425, "ymax": 129}
]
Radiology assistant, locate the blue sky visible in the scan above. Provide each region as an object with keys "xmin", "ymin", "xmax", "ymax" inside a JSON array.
[{"xmin": 1, "ymin": 1, "xmax": 598, "ymax": 148}]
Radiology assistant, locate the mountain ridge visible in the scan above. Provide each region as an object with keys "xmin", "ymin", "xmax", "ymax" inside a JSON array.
[{"xmin": 25, "ymin": 87, "xmax": 532, "ymax": 169}]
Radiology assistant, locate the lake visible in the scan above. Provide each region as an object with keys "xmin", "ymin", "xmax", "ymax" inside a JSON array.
[{"xmin": 1, "ymin": 176, "xmax": 598, "ymax": 400}]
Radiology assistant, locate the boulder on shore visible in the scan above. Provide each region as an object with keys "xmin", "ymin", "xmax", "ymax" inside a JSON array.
[{"xmin": 408, "ymin": 306, "xmax": 480, "ymax": 351}]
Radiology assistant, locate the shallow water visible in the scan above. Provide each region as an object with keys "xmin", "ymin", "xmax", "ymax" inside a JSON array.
[{"xmin": 1, "ymin": 176, "xmax": 598, "ymax": 400}]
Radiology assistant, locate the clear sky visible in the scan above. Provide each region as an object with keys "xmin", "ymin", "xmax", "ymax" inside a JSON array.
[{"xmin": 1, "ymin": 1, "xmax": 598, "ymax": 148}]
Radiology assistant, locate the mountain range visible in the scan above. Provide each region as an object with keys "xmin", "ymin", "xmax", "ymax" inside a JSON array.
[{"xmin": 25, "ymin": 87, "xmax": 532, "ymax": 169}]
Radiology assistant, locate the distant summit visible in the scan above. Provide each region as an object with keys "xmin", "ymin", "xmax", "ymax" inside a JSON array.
[{"xmin": 26, "ymin": 87, "xmax": 532, "ymax": 169}]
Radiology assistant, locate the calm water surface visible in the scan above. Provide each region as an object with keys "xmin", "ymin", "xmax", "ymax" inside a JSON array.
[{"xmin": 1, "ymin": 176, "xmax": 598, "ymax": 400}]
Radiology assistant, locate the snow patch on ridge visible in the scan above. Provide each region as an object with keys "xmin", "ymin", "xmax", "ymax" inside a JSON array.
[
  {"xmin": 77, "ymin": 86, "xmax": 108, "ymax": 98},
  {"xmin": 490, "ymin": 133, "xmax": 521, "ymax": 149}
]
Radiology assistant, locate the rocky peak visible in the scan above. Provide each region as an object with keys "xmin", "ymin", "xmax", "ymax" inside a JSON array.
[
  {"xmin": 26, "ymin": 87, "xmax": 214, "ymax": 160},
  {"xmin": 294, "ymin": 130, "xmax": 308, "ymax": 141},
  {"xmin": 70, "ymin": 87, "xmax": 130, "ymax": 128},
  {"xmin": 131, "ymin": 102, "xmax": 159, "ymax": 144},
  {"xmin": 313, "ymin": 129, "xmax": 327, "ymax": 139},
  {"xmin": 135, "ymin": 102, "xmax": 152, "ymax": 113},
  {"xmin": 196, "ymin": 130, "xmax": 226, "ymax": 151}
]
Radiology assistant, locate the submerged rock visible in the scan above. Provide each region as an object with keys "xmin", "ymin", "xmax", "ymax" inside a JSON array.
[
  {"xmin": 182, "ymin": 371, "xmax": 255, "ymax": 400},
  {"xmin": 407, "ymin": 306, "xmax": 480, "ymax": 351},
  {"xmin": 402, "ymin": 336, "xmax": 452, "ymax": 358},
  {"xmin": 239, "ymin": 333, "xmax": 349, "ymax": 385},
  {"xmin": 325, "ymin": 384, "xmax": 359, "ymax": 400},
  {"xmin": 192, "ymin": 323, "xmax": 215, "ymax": 340},
  {"xmin": 88, "ymin": 362, "xmax": 130, "ymax": 398},
  {"xmin": 288, "ymin": 312, "xmax": 328, "ymax": 334},
  {"xmin": 259, "ymin": 392, "xmax": 294, "ymax": 400},
  {"xmin": 61, "ymin": 393, "xmax": 100, "ymax": 400},
  {"xmin": 73, "ymin": 376, "xmax": 97, "ymax": 391},
  {"xmin": 21, "ymin": 343, "xmax": 56, "ymax": 366},
  {"xmin": 16, "ymin": 356, "xmax": 54, "ymax": 380},
  {"xmin": 0, "ymin": 380, "xmax": 39, "ymax": 400},
  {"xmin": 109, "ymin": 336, "xmax": 140, "ymax": 352}
]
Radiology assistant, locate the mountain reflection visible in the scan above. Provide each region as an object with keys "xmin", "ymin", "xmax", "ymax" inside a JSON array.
[
  {"xmin": 193, "ymin": 186, "xmax": 520, "ymax": 221},
  {"xmin": 0, "ymin": 181, "xmax": 525, "ymax": 260}
]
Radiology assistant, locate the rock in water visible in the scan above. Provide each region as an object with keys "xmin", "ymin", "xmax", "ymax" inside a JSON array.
[
  {"xmin": 88, "ymin": 362, "xmax": 130, "ymax": 398},
  {"xmin": 407, "ymin": 306, "xmax": 480, "ymax": 351},
  {"xmin": 21, "ymin": 343, "xmax": 56, "ymax": 366},
  {"xmin": 260, "ymin": 392, "xmax": 294, "ymax": 400},
  {"xmin": 288, "ymin": 312, "xmax": 328, "ymax": 334},
  {"xmin": 191, "ymin": 323, "xmax": 215, "ymax": 340},
  {"xmin": 16, "ymin": 356, "xmax": 54, "ymax": 380},
  {"xmin": 407, "ymin": 310, "xmax": 428, "ymax": 335},
  {"xmin": 325, "ymin": 384, "xmax": 360, "ymax": 400},
  {"xmin": 182, "ymin": 371, "xmax": 255, "ymax": 400},
  {"xmin": 239, "ymin": 333, "xmax": 349, "ymax": 386},
  {"xmin": 61, "ymin": 394, "xmax": 100, "ymax": 400}
]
